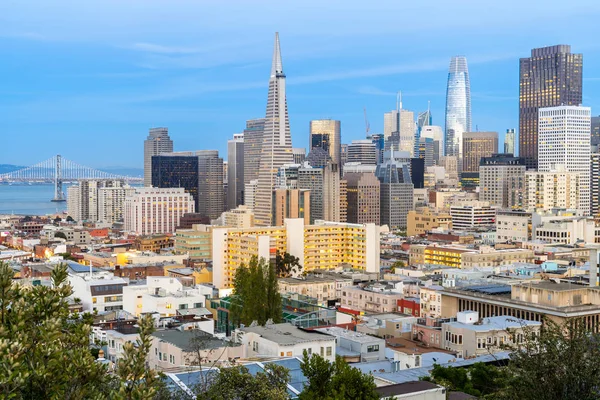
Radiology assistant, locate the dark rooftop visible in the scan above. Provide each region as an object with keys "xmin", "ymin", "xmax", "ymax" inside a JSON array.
[{"xmin": 375, "ymin": 381, "xmax": 442, "ymax": 397}]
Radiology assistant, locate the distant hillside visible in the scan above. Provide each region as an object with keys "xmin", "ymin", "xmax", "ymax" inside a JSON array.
[
  {"xmin": 99, "ymin": 166, "xmax": 144, "ymax": 177},
  {"xmin": 0, "ymin": 164, "xmax": 24, "ymax": 174}
]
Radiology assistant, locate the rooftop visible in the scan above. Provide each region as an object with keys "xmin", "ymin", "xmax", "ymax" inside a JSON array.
[
  {"xmin": 444, "ymin": 315, "xmax": 542, "ymax": 332},
  {"xmin": 314, "ymin": 327, "xmax": 384, "ymax": 343},
  {"xmin": 152, "ymin": 329, "xmax": 237, "ymax": 352},
  {"xmin": 240, "ymin": 323, "xmax": 335, "ymax": 346},
  {"xmin": 375, "ymin": 381, "xmax": 443, "ymax": 398}
]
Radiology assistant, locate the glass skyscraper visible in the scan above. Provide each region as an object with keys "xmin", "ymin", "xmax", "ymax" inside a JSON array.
[
  {"xmin": 519, "ymin": 45, "xmax": 582, "ymax": 170},
  {"xmin": 444, "ymin": 56, "xmax": 472, "ymax": 159}
]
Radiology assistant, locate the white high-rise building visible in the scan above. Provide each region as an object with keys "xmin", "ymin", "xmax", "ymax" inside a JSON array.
[
  {"xmin": 538, "ymin": 106, "xmax": 591, "ymax": 214},
  {"xmin": 347, "ymin": 140, "xmax": 377, "ymax": 165},
  {"xmin": 124, "ymin": 188, "xmax": 194, "ymax": 235},
  {"xmin": 383, "ymin": 94, "xmax": 416, "ymax": 156},
  {"xmin": 67, "ymin": 180, "xmax": 127, "ymax": 223},
  {"xmin": 420, "ymin": 125, "xmax": 444, "ymax": 165},
  {"xmin": 98, "ymin": 185, "xmax": 135, "ymax": 224},
  {"xmin": 254, "ymin": 33, "xmax": 294, "ymax": 226},
  {"xmin": 524, "ymin": 169, "xmax": 581, "ymax": 211},
  {"xmin": 144, "ymin": 127, "xmax": 173, "ymax": 187}
]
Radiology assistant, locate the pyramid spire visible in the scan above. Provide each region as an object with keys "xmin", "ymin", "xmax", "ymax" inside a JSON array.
[{"xmin": 271, "ymin": 32, "xmax": 283, "ymax": 78}]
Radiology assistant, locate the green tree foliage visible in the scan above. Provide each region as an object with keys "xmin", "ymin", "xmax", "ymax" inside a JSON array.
[
  {"xmin": 274, "ymin": 251, "xmax": 302, "ymax": 278},
  {"xmin": 391, "ymin": 260, "xmax": 406, "ymax": 273},
  {"xmin": 66, "ymin": 216, "xmax": 75, "ymax": 222},
  {"xmin": 193, "ymin": 364, "xmax": 290, "ymax": 400},
  {"xmin": 299, "ymin": 352, "xmax": 378, "ymax": 400},
  {"xmin": 230, "ymin": 256, "xmax": 282, "ymax": 327},
  {"xmin": 497, "ymin": 317, "xmax": 600, "ymax": 400},
  {"xmin": 424, "ymin": 362, "xmax": 509, "ymax": 398},
  {"xmin": 0, "ymin": 261, "xmax": 163, "ymax": 400}
]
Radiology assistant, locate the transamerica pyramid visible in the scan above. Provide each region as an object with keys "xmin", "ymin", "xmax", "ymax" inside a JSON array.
[{"xmin": 254, "ymin": 33, "xmax": 294, "ymax": 226}]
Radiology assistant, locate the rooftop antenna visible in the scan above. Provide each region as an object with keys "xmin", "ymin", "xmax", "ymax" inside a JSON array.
[{"xmin": 363, "ymin": 107, "xmax": 370, "ymax": 137}]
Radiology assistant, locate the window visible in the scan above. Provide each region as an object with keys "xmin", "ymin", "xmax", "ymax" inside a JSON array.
[
  {"xmin": 194, "ymin": 302, "xmax": 203, "ymax": 308},
  {"xmin": 92, "ymin": 297, "xmax": 97, "ymax": 304},
  {"xmin": 179, "ymin": 304, "xmax": 188, "ymax": 310},
  {"xmin": 320, "ymin": 347, "xmax": 324, "ymax": 356},
  {"xmin": 280, "ymin": 352, "xmax": 284, "ymax": 356},
  {"xmin": 367, "ymin": 345, "xmax": 379, "ymax": 353},
  {"xmin": 326, "ymin": 347, "xmax": 332, "ymax": 356},
  {"xmin": 307, "ymin": 348, "xmax": 312, "ymax": 355},
  {"xmin": 253, "ymin": 342, "xmax": 258, "ymax": 352}
]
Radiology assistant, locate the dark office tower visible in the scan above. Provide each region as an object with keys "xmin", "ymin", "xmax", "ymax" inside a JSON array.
[
  {"xmin": 461, "ymin": 131, "xmax": 498, "ymax": 188},
  {"xmin": 410, "ymin": 158, "xmax": 425, "ymax": 189},
  {"xmin": 243, "ymin": 118, "xmax": 266, "ymax": 185},
  {"xmin": 592, "ymin": 151, "xmax": 600, "ymax": 216},
  {"xmin": 227, "ymin": 133, "xmax": 244, "ymax": 210},
  {"xmin": 519, "ymin": 45, "xmax": 583, "ymax": 169},
  {"xmin": 144, "ymin": 127, "xmax": 173, "ymax": 187},
  {"xmin": 592, "ymin": 116, "xmax": 600, "ymax": 147},
  {"xmin": 197, "ymin": 150, "xmax": 224, "ymax": 220},
  {"xmin": 151, "ymin": 154, "xmax": 199, "ymax": 208},
  {"xmin": 309, "ymin": 119, "xmax": 341, "ymax": 167}
]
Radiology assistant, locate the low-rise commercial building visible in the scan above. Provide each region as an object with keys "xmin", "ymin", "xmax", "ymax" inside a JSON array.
[
  {"xmin": 450, "ymin": 202, "xmax": 496, "ymax": 230},
  {"xmin": 406, "ymin": 208, "xmax": 452, "ymax": 237},
  {"xmin": 496, "ymin": 210, "xmax": 531, "ymax": 243},
  {"xmin": 175, "ymin": 224, "xmax": 212, "ymax": 260},
  {"xmin": 278, "ymin": 275, "xmax": 352, "ymax": 306},
  {"xmin": 315, "ymin": 326, "xmax": 386, "ymax": 362},
  {"xmin": 409, "ymin": 244, "xmax": 534, "ymax": 269}
]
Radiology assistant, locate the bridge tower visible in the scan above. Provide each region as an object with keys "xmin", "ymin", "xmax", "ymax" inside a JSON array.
[{"xmin": 51, "ymin": 154, "xmax": 66, "ymax": 202}]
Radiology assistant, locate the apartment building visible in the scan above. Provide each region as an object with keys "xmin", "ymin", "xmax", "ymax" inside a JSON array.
[
  {"xmin": 409, "ymin": 244, "xmax": 534, "ymax": 269},
  {"xmin": 406, "ymin": 207, "xmax": 452, "ymax": 237},
  {"xmin": 496, "ymin": 210, "xmax": 531, "ymax": 243},
  {"xmin": 340, "ymin": 284, "xmax": 403, "ymax": 314},
  {"xmin": 450, "ymin": 202, "xmax": 497, "ymax": 230},
  {"xmin": 278, "ymin": 275, "xmax": 352, "ymax": 306}
]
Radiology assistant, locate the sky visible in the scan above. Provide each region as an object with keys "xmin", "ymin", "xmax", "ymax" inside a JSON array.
[{"xmin": 1, "ymin": 0, "xmax": 600, "ymax": 169}]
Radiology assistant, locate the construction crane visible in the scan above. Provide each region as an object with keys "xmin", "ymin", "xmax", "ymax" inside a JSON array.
[{"xmin": 363, "ymin": 107, "xmax": 370, "ymax": 137}]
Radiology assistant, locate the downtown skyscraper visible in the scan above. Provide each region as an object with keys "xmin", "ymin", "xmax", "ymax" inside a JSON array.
[
  {"xmin": 519, "ymin": 45, "xmax": 583, "ymax": 169},
  {"xmin": 144, "ymin": 127, "xmax": 173, "ymax": 187},
  {"xmin": 254, "ymin": 33, "xmax": 294, "ymax": 226},
  {"xmin": 444, "ymin": 56, "xmax": 472, "ymax": 160}
]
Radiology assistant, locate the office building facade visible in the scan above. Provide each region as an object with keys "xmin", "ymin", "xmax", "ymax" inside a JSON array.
[
  {"xmin": 504, "ymin": 129, "xmax": 516, "ymax": 155},
  {"xmin": 479, "ymin": 154, "xmax": 526, "ymax": 208},
  {"xmin": 151, "ymin": 153, "xmax": 199, "ymax": 209},
  {"xmin": 344, "ymin": 172, "xmax": 380, "ymax": 225},
  {"xmin": 243, "ymin": 118, "xmax": 265, "ymax": 186},
  {"xmin": 519, "ymin": 45, "xmax": 583, "ymax": 169},
  {"xmin": 376, "ymin": 150, "xmax": 414, "ymax": 230},
  {"xmin": 144, "ymin": 127, "xmax": 173, "ymax": 187},
  {"xmin": 445, "ymin": 56, "xmax": 472, "ymax": 159},
  {"xmin": 197, "ymin": 150, "xmax": 225, "ymax": 220},
  {"xmin": 347, "ymin": 140, "xmax": 378, "ymax": 165},
  {"xmin": 227, "ymin": 134, "xmax": 245, "ymax": 210},
  {"xmin": 309, "ymin": 119, "xmax": 341, "ymax": 167},
  {"xmin": 462, "ymin": 131, "xmax": 498, "ymax": 188}
]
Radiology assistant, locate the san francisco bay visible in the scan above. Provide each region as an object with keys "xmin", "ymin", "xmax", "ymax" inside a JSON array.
[{"xmin": 0, "ymin": 184, "xmax": 70, "ymax": 215}]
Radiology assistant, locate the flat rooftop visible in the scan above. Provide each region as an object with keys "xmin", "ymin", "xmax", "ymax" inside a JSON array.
[
  {"xmin": 152, "ymin": 329, "xmax": 237, "ymax": 351},
  {"xmin": 513, "ymin": 281, "xmax": 590, "ymax": 292},
  {"xmin": 445, "ymin": 316, "xmax": 542, "ymax": 332},
  {"xmin": 315, "ymin": 327, "xmax": 384, "ymax": 343},
  {"xmin": 240, "ymin": 323, "xmax": 335, "ymax": 346}
]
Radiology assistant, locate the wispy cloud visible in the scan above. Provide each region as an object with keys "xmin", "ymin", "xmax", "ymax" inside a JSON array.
[{"xmin": 129, "ymin": 42, "xmax": 201, "ymax": 54}]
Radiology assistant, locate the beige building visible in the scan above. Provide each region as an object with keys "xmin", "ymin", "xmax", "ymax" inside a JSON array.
[
  {"xmin": 340, "ymin": 285, "xmax": 403, "ymax": 314},
  {"xmin": 278, "ymin": 275, "xmax": 353, "ymax": 306},
  {"xmin": 150, "ymin": 329, "xmax": 242, "ymax": 371},
  {"xmin": 272, "ymin": 188, "xmax": 310, "ymax": 226},
  {"xmin": 407, "ymin": 207, "xmax": 452, "ymax": 237},
  {"xmin": 525, "ymin": 169, "xmax": 580, "ymax": 211},
  {"xmin": 344, "ymin": 172, "xmax": 380, "ymax": 225},
  {"xmin": 442, "ymin": 311, "xmax": 541, "ymax": 358},
  {"xmin": 222, "ymin": 205, "xmax": 254, "ymax": 228},
  {"xmin": 496, "ymin": 210, "xmax": 531, "ymax": 243},
  {"xmin": 310, "ymin": 119, "xmax": 341, "ymax": 167},
  {"xmin": 441, "ymin": 282, "xmax": 600, "ymax": 330},
  {"xmin": 479, "ymin": 154, "xmax": 526, "ymax": 208},
  {"xmin": 175, "ymin": 224, "xmax": 212, "ymax": 260},
  {"xmin": 419, "ymin": 285, "xmax": 444, "ymax": 319},
  {"xmin": 462, "ymin": 132, "xmax": 498, "ymax": 173},
  {"xmin": 409, "ymin": 244, "xmax": 534, "ymax": 269}
]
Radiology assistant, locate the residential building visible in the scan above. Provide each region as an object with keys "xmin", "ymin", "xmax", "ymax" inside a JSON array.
[
  {"xmin": 197, "ymin": 150, "xmax": 225, "ymax": 220},
  {"xmin": 592, "ymin": 151, "xmax": 600, "ymax": 216},
  {"xmin": 150, "ymin": 329, "xmax": 242, "ymax": 371},
  {"xmin": 122, "ymin": 276, "xmax": 207, "ymax": 317},
  {"xmin": 344, "ymin": 172, "xmax": 380, "ymax": 225},
  {"xmin": 144, "ymin": 127, "xmax": 173, "ymax": 187},
  {"xmin": 235, "ymin": 323, "xmax": 336, "ymax": 361},
  {"xmin": 278, "ymin": 275, "xmax": 352, "ymax": 306},
  {"xmin": 445, "ymin": 56, "xmax": 472, "ymax": 160},
  {"xmin": 272, "ymin": 188, "xmax": 310, "ymax": 226},
  {"xmin": 377, "ymin": 150, "xmax": 414, "ymax": 230},
  {"xmin": 254, "ymin": 33, "xmax": 295, "ymax": 226},
  {"xmin": 442, "ymin": 311, "xmax": 541, "ymax": 358},
  {"xmin": 340, "ymin": 284, "xmax": 403, "ymax": 314},
  {"xmin": 450, "ymin": 202, "xmax": 496, "ymax": 230},
  {"xmin": 461, "ymin": 131, "xmax": 498, "ymax": 187},
  {"xmin": 67, "ymin": 180, "xmax": 127, "ymax": 223},
  {"xmin": 212, "ymin": 219, "xmax": 380, "ymax": 289},
  {"xmin": 97, "ymin": 185, "xmax": 135, "ymax": 224},
  {"xmin": 68, "ymin": 265, "xmax": 127, "ymax": 313},
  {"xmin": 347, "ymin": 140, "xmax": 378, "ymax": 165},
  {"xmin": 419, "ymin": 286, "xmax": 444, "ymax": 319},
  {"xmin": 479, "ymin": 154, "xmax": 526, "ymax": 208},
  {"xmin": 134, "ymin": 234, "xmax": 173, "ymax": 252},
  {"xmin": 496, "ymin": 210, "xmax": 531, "ymax": 243},
  {"xmin": 409, "ymin": 244, "xmax": 534, "ymax": 269},
  {"xmin": 315, "ymin": 326, "xmax": 386, "ymax": 362},
  {"xmin": 533, "ymin": 216, "xmax": 596, "ymax": 245},
  {"xmin": 407, "ymin": 208, "xmax": 452, "ymax": 237},
  {"xmin": 524, "ymin": 169, "xmax": 581, "ymax": 211},
  {"xmin": 357, "ymin": 313, "xmax": 417, "ymax": 339},
  {"xmin": 504, "ymin": 129, "xmax": 516, "ymax": 155},
  {"xmin": 124, "ymin": 188, "xmax": 195, "ymax": 235},
  {"xmin": 538, "ymin": 106, "xmax": 591, "ymax": 214},
  {"xmin": 221, "ymin": 205, "xmax": 255, "ymax": 228},
  {"xmin": 227, "ymin": 133, "xmax": 245, "ymax": 210},
  {"xmin": 519, "ymin": 45, "xmax": 583, "ymax": 169},
  {"xmin": 310, "ymin": 119, "xmax": 341, "ymax": 167}
]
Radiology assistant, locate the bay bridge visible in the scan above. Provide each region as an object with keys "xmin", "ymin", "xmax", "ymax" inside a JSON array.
[{"xmin": 0, "ymin": 155, "xmax": 143, "ymax": 202}]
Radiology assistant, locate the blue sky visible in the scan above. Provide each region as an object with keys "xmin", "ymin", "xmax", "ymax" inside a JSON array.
[{"xmin": 1, "ymin": 0, "xmax": 600, "ymax": 168}]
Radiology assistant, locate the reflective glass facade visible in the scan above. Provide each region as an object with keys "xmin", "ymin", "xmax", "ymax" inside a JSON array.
[
  {"xmin": 444, "ymin": 56, "xmax": 472, "ymax": 159},
  {"xmin": 151, "ymin": 155, "xmax": 198, "ymax": 208}
]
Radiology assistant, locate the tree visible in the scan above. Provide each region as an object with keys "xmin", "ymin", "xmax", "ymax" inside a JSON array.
[
  {"xmin": 391, "ymin": 260, "xmax": 406, "ymax": 273},
  {"xmin": 193, "ymin": 363, "xmax": 291, "ymax": 400},
  {"xmin": 66, "ymin": 216, "xmax": 75, "ymax": 223},
  {"xmin": 55, "ymin": 231, "xmax": 68, "ymax": 240},
  {"xmin": 54, "ymin": 216, "xmax": 62, "ymax": 224},
  {"xmin": 275, "ymin": 251, "xmax": 302, "ymax": 278},
  {"xmin": 299, "ymin": 352, "xmax": 378, "ymax": 400},
  {"xmin": 0, "ymin": 261, "xmax": 163, "ymax": 399},
  {"xmin": 496, "ymin": 317, "xmax": 600, "ymax": 400},
  {"xmin": 423, "ymin": 362, "xmax": 509, "ymax": 398},
  {"xmin": 230, "ymin": 256, "xmax": 282, "ymax": 327}
]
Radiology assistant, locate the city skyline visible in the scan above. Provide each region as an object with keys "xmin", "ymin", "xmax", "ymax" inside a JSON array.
[{"xmin": 2, "ymin": 1, "xmax": 600, "ymax": 167}]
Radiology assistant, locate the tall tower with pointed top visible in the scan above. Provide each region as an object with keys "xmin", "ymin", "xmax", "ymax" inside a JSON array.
[{"xmin": 254, "ymin": 33, "xmax": 294, "ymax": 226}]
